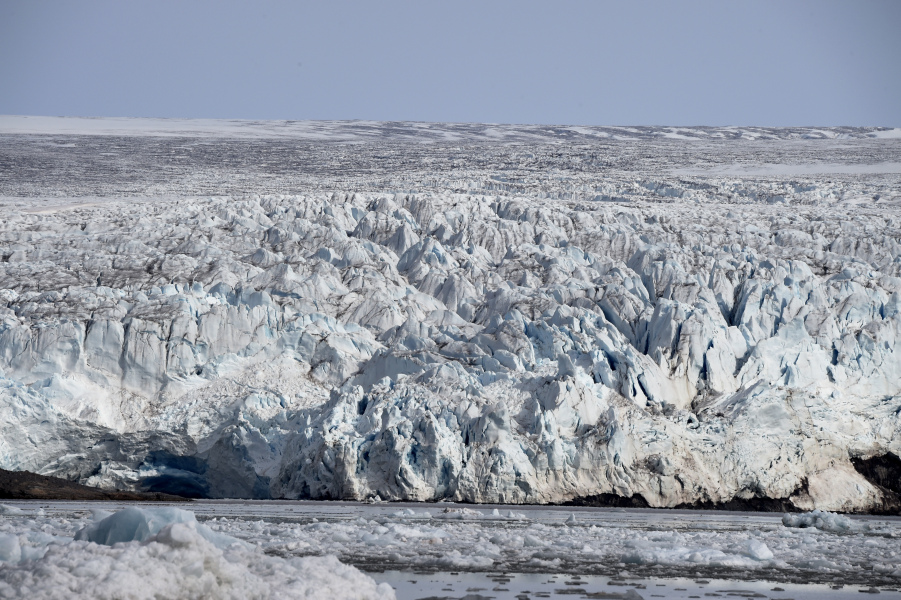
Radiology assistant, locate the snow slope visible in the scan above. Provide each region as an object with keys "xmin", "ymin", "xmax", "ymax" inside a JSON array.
[{"xmin": 0, "ymin": 123, "xmax": 899, "ymax": 511}]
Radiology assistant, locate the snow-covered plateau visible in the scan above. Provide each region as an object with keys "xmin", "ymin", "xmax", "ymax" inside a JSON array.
[{"xmin": 0, "ymin": 118, "xmax": 900, "ymax": 513}]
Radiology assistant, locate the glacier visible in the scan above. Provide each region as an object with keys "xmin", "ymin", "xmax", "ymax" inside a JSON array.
[{"xmin": 0, "ymin": 119, "xmax": 899, "ymax": 512}]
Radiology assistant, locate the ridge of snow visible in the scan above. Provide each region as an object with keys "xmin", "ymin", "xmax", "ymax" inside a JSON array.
[{"xmin": 0, "ymin": 115, "xmax": 894, "ymax": 142}]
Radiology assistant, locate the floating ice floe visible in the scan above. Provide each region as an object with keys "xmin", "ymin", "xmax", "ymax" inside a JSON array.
[
  {"xmin": 782, "ymin": 509, "xmax": 858, "ymax": 533},
  {"xmin": 433, "ymin": 507, "xmax": 486, "ymax": 520}
]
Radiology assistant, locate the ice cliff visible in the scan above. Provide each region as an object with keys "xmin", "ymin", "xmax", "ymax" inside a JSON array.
[{"xmin": 0, "ymin": 126, "xmax": 899, "ymax": 512}]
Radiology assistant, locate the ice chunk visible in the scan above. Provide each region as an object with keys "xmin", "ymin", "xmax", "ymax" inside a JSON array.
[
  {"xmin": 782, "ymin": 510, "xmax": 855, "ymax": 533},
  {"xmin": 0, "ymin": 505, "xmax": 24, "ymax": 516},
  {"xmin": 743, "ymin": 539, "xmax": 774, "ymax": 560},
  {"xmin": 154, "ymin": 522, "xmax": 203, "ymax": 548},
  {"xmin": 390, "ymin": 508, "xmax": 425, "ymax": 519},
  {"xmin": 89, "ymin": 508, "xmax": 113, "ymax": 522},
  {"xmin": 0, "ymin": 534, "xmax": 21, "ymax": 562},
  {"xmin": 432, "ymin": 549, "xmax": 494, "ymax": 568},
  {"xmin": 434, "ymin": 507, "xmax": 484, "ymax": 520},
  {"xmin": 74, "ymin": 506, "xmax": 243, "ymax": 549},
  {"xmin": 0, "ymin": 521, "xmax": 395, "ymax": 600}
]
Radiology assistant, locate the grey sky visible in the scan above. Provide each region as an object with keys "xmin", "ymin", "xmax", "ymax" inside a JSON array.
[{"xmin": 1, "ymin": 0, "xmax": 899, "ymax": 126}]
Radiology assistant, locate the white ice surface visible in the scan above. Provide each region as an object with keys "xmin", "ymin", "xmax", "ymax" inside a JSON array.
[
  {"xmin": 73, "ymin": 505, "xmax": 244, "ymax": 548},
  {"xmin": 781, "ymin": 509, "xmax": 857, "ymax": 533},
  {"xmin": 2, "ymin": 189, "xmax": 900, "ymax": 511},
  {"xmin": 0, "ymin": 126, "xmax": 899, "ymax": 514},
  {"xmin": 0, "ymin": 505, "xmax": 394, "ymax": 600},
  {"xmin": 2, "ymin": 501, "xmax": 899, "ymax": 591},
  {"xmin": 674, "ymin": 161, "xmax": 901, "ymax": 176}
]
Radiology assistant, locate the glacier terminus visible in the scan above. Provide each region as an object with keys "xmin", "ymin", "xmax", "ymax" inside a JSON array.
[{"xmin": 0, "ymin": 117, "xmax": 900, "ymax": 514}]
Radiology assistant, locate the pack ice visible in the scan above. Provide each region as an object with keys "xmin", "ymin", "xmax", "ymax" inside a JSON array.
[
  {"xmin": 0, "ymin": 124, "xmax": 899, "ymax": 512},
  {"xmin": 0, "ymin": 506, "xmax": 395, "ymax": 599}
]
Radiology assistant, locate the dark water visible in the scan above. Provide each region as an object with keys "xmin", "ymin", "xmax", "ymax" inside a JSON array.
[{"xmin": 370, "ymin": 571, "xmax": 896, "ymax": 600}]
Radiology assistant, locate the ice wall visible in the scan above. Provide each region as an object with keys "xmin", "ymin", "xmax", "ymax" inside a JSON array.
[{"xmin": 1, "ymin": 162, "xmax": 899, "ymax": 511}]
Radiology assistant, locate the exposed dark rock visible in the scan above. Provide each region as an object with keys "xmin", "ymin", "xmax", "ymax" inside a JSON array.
[
  {"xmin": 0, "ymin": 468, "xmax": 189, "ymax": 501},
  {"xmin": 852, "ymin": 453, "xmax": 901, "ymax": 493},
  {"xmin": 563, "ymin": 493, "xmax": 652, "ymax": 509},
  {"xmin": 564, "ymin": 493, "xmax": 801, "ymax": 512},
  {"xmin": 852, "ymin": 453, "xmax": 901, "ymax": 515},
  {"xmin": 565, "ymin": 484, "xmax": 807, "ymax": 513},
  {"xmin": 671, "ymin": 497, "xmax": 800, "ymax": 513}
]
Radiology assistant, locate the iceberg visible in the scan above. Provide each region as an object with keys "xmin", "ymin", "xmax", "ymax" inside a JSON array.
[
  {"xmin": 74, "ymin": 506, "xmax": 243, "ymax": 549},
  {"xmin": 782, "ymin": 510, "xmax": 857, "ymax": 533}
]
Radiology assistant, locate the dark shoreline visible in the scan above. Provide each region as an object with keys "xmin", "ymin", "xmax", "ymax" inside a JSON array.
[
  {"xmin": 3, "ymin": 465, "xmax": 897, "ymax": 516},
  {"xmin": 560, "ymin": 493, "xmax": 901, "ymax": 516},
  {"xmin": 0, "ymin": 469, "xmax": 189, "ymax": 502}
]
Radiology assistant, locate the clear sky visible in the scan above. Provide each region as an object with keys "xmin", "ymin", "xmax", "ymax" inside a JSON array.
[{"xmin": 1, "ymin": 0, "xmax": 899, "ymax": 126}]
